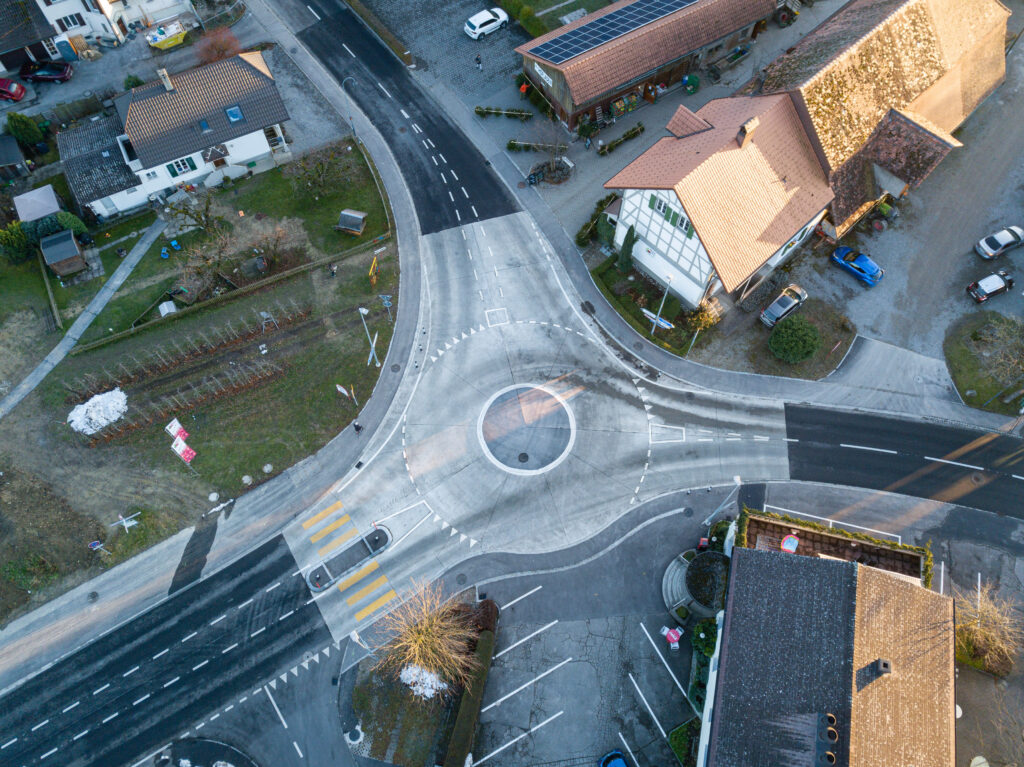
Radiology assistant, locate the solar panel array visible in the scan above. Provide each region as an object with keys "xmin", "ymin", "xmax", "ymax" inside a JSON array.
[{"xmin": 528, "ymin": 0, "xmax": 698, "ymax": 65}]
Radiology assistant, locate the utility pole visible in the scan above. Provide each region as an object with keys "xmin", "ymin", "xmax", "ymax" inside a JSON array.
[{"xmin": 650, "ymin": 275, "xmax": 673, "ymax": 337}]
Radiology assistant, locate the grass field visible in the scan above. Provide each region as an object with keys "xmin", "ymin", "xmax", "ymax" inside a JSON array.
[
  {"xmin": 0, "ymin": 257, "xmax": 49, "ymax": 325},
  {"xmin": 944, "ymin": 311, "xmax": 1021, "ymax": 416}
]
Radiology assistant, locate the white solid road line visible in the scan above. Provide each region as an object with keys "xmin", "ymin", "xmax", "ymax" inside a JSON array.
[
  {"xmin": 152, "ymin": 648, "xmax": 168, "ymax": 659},
  {"xmin": 133, "ymin": 694, "xmax": 151, "ymax": 706},
  {"xmin": 41, "ymin": 746, "xmax": 58, "ymax": 759},
  {"xmin": 925, "ymin": 456, "xmax": 985, "ymax": 471},
  {"xmin": 123, "ymin": 666, "xmax": 139, "ymax": 677},
  {"xmin": 222, "ymin": 643, "xmax": 239, "ymax": 654},
  {"xmin": 495, "ymin": 620, "xmax": 558, "ymax": 659},
  {"xmin": 639, "ymin": 623, "xmax": 685, "ymax": 695},
  {"xmin": 628, "ymin": 672, "xmax": 666, "ymax": 739},
  {"xmin": 210, "ymin": 614, "xmax": 226, "ymax": 626},
  {"xmin": 181, "ymin": 631, "xmax": 198, "ymax": 643},
  {"xmin": 238, "ymin": 598, "xmax": 254, "ymax": 609},
  {"xmin": 193, "ymin": 659, "xmax": 209, "ymax": 671},
  {"xmin": 1013, "ymin": 474, "xmax": 1024, "ymax": 481},
  {"xmin": 500, "ymin": 585, "xmax": 541, "ymax": 610},
  {"xmin": 840, "ymin": 443, "xmax": 898, "ymax": 454},
  {"xmin": 1, "ymin": 737, "xmax": 16, "ymax": 749},
  {"xmin": 251, "ymin": 627, "xmax": 266, "ymax": 638},
  {"xmin": 93, "ymin": 683, "xmax": 111, "ymax": 695},
  {"xmin": 481, "ymin": 657, "xmax": 572, "ymax": 713},
  {"xmin": 31, "ymin": 719, "xmax": 49, "ymax": 731},
  {"xmin": 265, "ymin": 582, "xmax": 281, "ymax": 593},
  {"xmin": 306, "ymin": 5, "xmax": 320, "ymax": 20},
  {"xmin": 62, "ymin": 701, "xmax": 79, "ymax": 713},
  {"xmin": 72, "ymin": 730, "xmax": 88, "ymax": 741},
  {"xmin": 264, "ymin": 685, "xmax": 288, "ymax": 729},
  {"xmin": 278, "ymin": 610, "xmax": 295, "ymax": 621},
  {"xmin": 163, "ymin": 676, "xmax": 180, "ymax": 688},
  {"xmin": 342, "ymin": 43, "xmax": 355, "ymax": 57},
  {"xmin": 102, "ymin": 712, "xmax": 119, "ymax": 724},
  {"xmin": 376, "ymin": 82, "xmax": 392, "ymax": 99},
  {"xmin": 293, "ymin": 741, "xmax": 304, "ymax": 758},
  {"xmin": 400, "ymin": 109, "xmax": 410, "ymax": 119},
  {"xmin": 618, "ymin": 732, "xmax": 640, "ymax": 767},
  {"xmin": 474, "ymin": 711, "xmax": 562, "ymax": 765}
]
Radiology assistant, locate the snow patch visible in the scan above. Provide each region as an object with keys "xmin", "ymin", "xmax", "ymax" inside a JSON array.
[
  {"xmin": 400, "ymin": 664, "xmax": 448, "ymax": 700},
  {"xmin": 67, "ymin": 389, "xmax": 128, "ymax": 435}
]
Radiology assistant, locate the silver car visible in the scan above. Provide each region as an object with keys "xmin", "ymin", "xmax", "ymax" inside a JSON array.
[
  {"xmin": 760, "ymin": 284, "xmax": 808, "ymax": 327},
  {"xmin": 975, "ymin": 226, "xmax": 1024, "ymax": 259}
]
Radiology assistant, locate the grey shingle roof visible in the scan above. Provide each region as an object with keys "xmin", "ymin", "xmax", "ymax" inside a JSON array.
[
  {"xmin": 120, "ymin": 51, "xmax": 289, "ymax": 168},
  {"xmin": 0, "ymin": 133, "xmax": 24, "ymax": 166},
  {"xmin": 0, "ymin": 0, "xmax": 54, "ymax": 56},
  {"xmin": 57, "ymin": 115, "xmax": 139, "ymax": 206},
  {"xmin": 40, "ymin": 229, "xmax": 79, "ymax": 266}
]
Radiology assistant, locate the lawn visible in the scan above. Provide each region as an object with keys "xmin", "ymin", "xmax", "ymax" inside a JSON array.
[
  {"xmin": 32, "ymin": 172, "xmax": 70, "ymax": 205},
  {"xmin": 0, "ymin": 257, "xmax": 49, "ymax": 325},
  {"xmin": 944, "ymin": 311, "xmax": 1021, "ymax": 416},
  {"xmin": 739, "ymin": 298, "xmax": 856, "ymax": 380}
]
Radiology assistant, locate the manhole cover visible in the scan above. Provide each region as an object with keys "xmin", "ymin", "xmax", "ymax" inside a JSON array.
[
  {"xmin": 391, "ymin": 364, "xmax": 400, "ymax": 372},
  {"xmin": 477, "ymin": 384, "xmax": 576, "ymax": 475},
  {"xmin": 971, "ymin": 473, "xmax": 983, "ymax": 485},
  {"xmin": 456, "ymin": 573, "xmax": 467, "ymax": 585},
  {"xmin": 88, "ymin": 591, "xmax": 99, "ymax": 602},
  {"xmin": 683, "ymin": 507, "xmax": 694, "ymax": 517}
]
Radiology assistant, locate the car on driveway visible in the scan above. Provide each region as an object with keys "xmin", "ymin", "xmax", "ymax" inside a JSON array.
[
  {"xmin": 0, "ymin": 78, "xmax": 26, "ymax": 101},
  {"xmin": 760, "ymin": 283, "xmax": 808, "ymax": 327},
  {"xmin": 975, "ymin": 226, "xmax": 1024, "ymax": 259},
  {"xmin": 967, "ymin": 270, "xmax": 1014, "ymax": 302},
  {"xmin": 831, "ymin": 246, "xmax": 884, "ymax": 286},
  {"xmin": 20, "ymin": 60, "xmax": 73, "ymax": 83},
  {"xmin": 599, "ymin": 752, "xmax": 628, "ymax": 767},
  {"xmin": 464, "ymin": 7, "xmax": 509, "ymax": 39}
]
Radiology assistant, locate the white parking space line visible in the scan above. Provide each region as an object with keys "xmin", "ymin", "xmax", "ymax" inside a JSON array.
[
  {"xmin": 495, "ymin": 620, "xmax": 558, "ymax": 659},
  {"xmin": 925, "ymin": 456, "xmax": 985, "ymax": 471},
  {"xmin": 251, "ymin": 627, "xmax": 266, "ymax": 638},
  {"xmin": 472, "ymin": 205, "xmax": 479, "ymax": 217},
  {"xmin": 639, "ymin": 623, "xmax": 686, "ymax": 696},
  {"xmin": 431, "ymin": 155, "xmax": 438, "ymax": 166},
  {"xmin": 618, "ymin": 732, "xmax": 640, "ymax": 767},
  {"xmin": 306, "ymin": 5, "xmax": 320, "ymax": 20},
  {"xmin": 628, "ymin": 672, "xmax": 666, "ymax": 739},
  {"xmin": 481, "ymin": 657, "xmax": 571, "ymax": 712},
  {"xmin": 279, "ymin": 610, "xmax": 295, "ymax": 621},
  {"xmin": 475, "ymin": 711, "xmax": 563, "ymax": 765},
  {"xmin": 448, "ymin": 191, "xmax": 454, "ymax": 202},
  {"xmin": 264, "ymin": 685, "xmax": 288, "ymax": 729},
  {"xmin": 1014, "ymin": 474, "xmax": 1024, "ymax": 481},
  {"xmin": 376, "ymin": 82, "xmax": 392, "ymax": 99},
  {"xmin": 342, "ymin": 43, "xmax": 355, "ymax": 57},
  {"xmin": 440, "ymin": 172, "xmax": 447, "ymax": 184},
  {"xmin": 427, "ymin": 138, "xmax": 436, "ymax": 148},
  {"xmin": 840, "ymin": 443, "xmax": 898, "ymax": 454},
  {"xmin": 500, "ymin": 585, "xmax": 541, "ymax": 610}
]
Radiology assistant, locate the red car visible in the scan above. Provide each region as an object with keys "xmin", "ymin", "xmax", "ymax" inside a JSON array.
[
  {"xmin": 0, "ymin": 78, "xmax": 26, "ymax": 101},
  {"xmin": 20, "ymin": 60, "xmax": 73, "ymax": 83}
]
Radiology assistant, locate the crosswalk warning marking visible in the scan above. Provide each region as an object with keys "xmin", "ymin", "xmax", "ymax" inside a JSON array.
[
  {"xmin": 309, "ymin": 514, "xmax": 351, "ymax": 543},
  {"xmin": 302, "ymin": 501, "xmax": 343, "ymax": 530},
  {"xmin": 335, "ymin": 561, "xmax": 379, "ymax": 593},
  {"xmin": 317, "ymin": 526, "xmax": 359, "ymax": 557},
  {"xmin": 355, "ymin": 590, "xmax": 398, "ymax": 622},
  {"xmin": 346, "ymin": 575, "xmax": 389, "ymax": 606}
]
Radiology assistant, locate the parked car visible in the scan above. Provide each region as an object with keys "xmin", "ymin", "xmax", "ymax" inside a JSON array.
[
  {"xmin": 0, "ymin": 78, "xmax": 26, "ymax": 101},
  {"xmin": 759, "ymin": 283, "xmax": 808, "ymax": 328},
  {"xmin": 20, "ymin": 60, "xmax": 73, "ymax": 83},
  {"xmin": 967, "ymin": 270, "xmax": 1014, "ymax": 302},
  {"xmin": 464, "ymin": 7, "xmax": 509, "ymax": 39},
  {"xmin": 975, "ymin": 226, "xmax": 1024, "ymax": 259},
  {"xmin": 831, "ymin": 246, "xmax": 884, "ymax": 286},
  {"xmin": 599, "ymin": 752, "xmax": 628, "ymax": 767}
]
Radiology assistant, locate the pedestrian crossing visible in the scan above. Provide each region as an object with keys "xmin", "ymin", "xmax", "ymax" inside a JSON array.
[{"xmin": 298, "ymin": 500, "xmax": 398, "ymax": 624}]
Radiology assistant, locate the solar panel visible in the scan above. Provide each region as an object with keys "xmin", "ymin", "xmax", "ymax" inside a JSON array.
[{"xmin": 529, "ymin": 0, "xmax": 697, "ymax": 64}]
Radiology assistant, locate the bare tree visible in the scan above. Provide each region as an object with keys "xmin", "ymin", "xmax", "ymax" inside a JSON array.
[
  {"xmin": 966, "ymin": 679, "xmax": 1024, "ymax": 767},
  {"xmin": 975, "ymin": 315, "xmax": 1024, "ymax": 387},
  {"xmin": 373, "ymin": 580, "xmax": 480, "ymax": 697},
  {"xmin": 532, "ymin": 115, "xmax": 568, "ymax": 173},
  {"xmin": 195, "ymin": 27, "xmax": 241, "ymax": 65},
  {"xmin": 164, "ymin": 189, "xmax": 224, "ymax": 232},
  {"xmin": 282, "ymin": 141, "xmax": 359, "ymax": 195},
  {"xmin": 954, "ymin": 580, "xmax": 1024, "ymax": 677}
]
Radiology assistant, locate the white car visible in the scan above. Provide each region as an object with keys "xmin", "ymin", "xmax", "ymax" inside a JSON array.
[
  {"xmin": 975, "ymin": 226, "xmax": 1024, "ymax": 259},
  {"xmin": 465, "ymin": 7, "xmax": 509, "ymax": 39}
]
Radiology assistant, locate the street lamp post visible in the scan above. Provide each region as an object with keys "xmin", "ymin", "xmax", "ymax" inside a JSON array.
[
  {"xmin": 358, "ymin": 307, "xmax": 381, "ymax": 368},
  {"xmin": 341, "ymin": 76, "xmax": 358, "ymax": 140},
  {"xmin": 650, "ymin": 274, "xmax": 673, "ymax": 337},
  {"xmin": 702, "ymin": 475, "xmax": 742, "ymax": 527}
]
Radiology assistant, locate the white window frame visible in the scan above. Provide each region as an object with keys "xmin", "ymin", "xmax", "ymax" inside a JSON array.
[
  {"xmin": 170, "ymin": 158, "xmax": 192, "ymax": 174},
  {"xmin": 144, "ymin": 170, "xmax": 158, "ymax": 180},
  {"xmin": 654, "ymin": 198, "xmax": 669, "ymax": 215},
  {"xmin": 41, "ymin": 38, "xmax": 59, "ymax": 57},
  {"xmin": 58, "ymin": 13, "xmax": 85, "ymax": 29}
]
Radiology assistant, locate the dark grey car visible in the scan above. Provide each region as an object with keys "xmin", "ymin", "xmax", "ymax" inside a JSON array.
[{"xmin": 759, "ymin": 284, "xmax": 808, "ymax": 327}]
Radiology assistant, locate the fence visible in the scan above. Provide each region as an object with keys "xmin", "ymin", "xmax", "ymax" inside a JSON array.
[{"xmin": 764, "ymin": 504, "xmax": 901, "ymax": 543}]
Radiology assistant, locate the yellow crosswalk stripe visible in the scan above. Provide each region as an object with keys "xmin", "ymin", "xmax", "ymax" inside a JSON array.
[
  {"xmin": 354, "ymin": 589, "xmax": 397, "ymax": 622},
  {"xmin": 335, "ymin": 561, "xmax": 379, "ymax": 593},
  {"xmin": 317, "ymin": 526, "xmax": 359, "ymax": 557},
  {"xmin": 302, "ymin": 501, "xmax": 343, "ymax": 529},
  {"xmin": 346, "ymin": 575, "xmax": 389, "ymax": 606},
  {"xmin": 309, "ymin": 514, "xmax": 351, "ymax": 543}
]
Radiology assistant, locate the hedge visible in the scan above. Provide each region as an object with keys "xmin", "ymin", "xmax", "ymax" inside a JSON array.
[
  {"xmin": 575, "ymin": 192, "xmax": 619, "ymax": 247},
  {"xmin": 443, "ymin": 630, "xmax": 496, "ymax": 767},
  {"xmin": 597, "ymin": 122, "xmax": 644, "ymax": 156},
  {"xmin": 475, "ymin": 106, "xmax": 533, "ymax": 121},
  {"xmin": 736, "ymin": 508, "xmax": 934, "ymax": 587},
  {"xmin": 692, "ymin": 618, "xmax": 717, "ymax": 657}
]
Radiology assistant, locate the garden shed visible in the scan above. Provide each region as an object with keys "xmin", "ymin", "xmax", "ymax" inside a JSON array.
[
  {"xmin": 40, "ymin": 229, "xmax": 87, "ymax": 276},
  {"xmin": 14, "ymin": 184, "xmax": 61, "ymax": 222},
  {"xmin": 335, "ymin": 208, "xmax": 367, "ymax": 235},
  {"xmin": 0, "ymin": 134, "xmax": 28, "ymax": 180}
]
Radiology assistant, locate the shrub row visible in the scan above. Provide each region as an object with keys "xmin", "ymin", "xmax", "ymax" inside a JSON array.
[
  {"xmin": 669, "ymin": 719, "xmax": 702, "ymax": 767},
  {"xmin": 498, "ymin": 0, "xmax": 548, "ymax": 37},
  {"xmin": 692, "ymin": 618, "xmax": 717, "ymax": 657},
  {"xmin": 736, "ymin": 507, "xmax": 934, "ymax": 587},
  {"xmin": 442, "ymin": 630, "xmax": 496, "ymax": 767},
  {"xmin": 507, "ymin": 139, "xmax": 566, "ymax": 153},
  {"xmin": 575, "ymin": 192, "xmax": 619, "ymax": 247},
  {"xmin": 475, "ymin": 106, "xmax": 534, "ymax": 121},
  {"xmin": 597, "ymin": 122, "xmax": 644, "ymax": 156}
]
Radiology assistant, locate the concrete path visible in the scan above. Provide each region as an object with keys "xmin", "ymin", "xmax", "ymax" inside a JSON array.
[{"xmin": 0, "ymin": 218, "xmax": 167, "ymax": 421}]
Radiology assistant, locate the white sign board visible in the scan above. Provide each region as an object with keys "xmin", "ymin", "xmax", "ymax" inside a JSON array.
[{"xmin": 533, "ymin": 61, "xmax": 553, "ymax": 88}]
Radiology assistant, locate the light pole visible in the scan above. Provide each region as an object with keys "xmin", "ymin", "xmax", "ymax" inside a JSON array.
[
  {"xmin": 650, "ymin": 274, "xmax": 673, "ymax": 337},
  {"xmin": 358, "ymin": 307, "xmax": 381, "ymax": 367},
  {"xmin": 702, "ymin": 475, "xmax": 742, "ymax": 527},
  {"xmin": 341, "ymin": 76, "xmax": 357, "ymax": 140}
]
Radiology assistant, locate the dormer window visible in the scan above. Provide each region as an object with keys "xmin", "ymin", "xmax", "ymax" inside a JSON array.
[
  {"xmin": 225, "ymin": 105, "xmax": 244, "ymax": 123},
  {"xmin": 199, "ymin": 119, "xmax": 212, "ymax": 133}
]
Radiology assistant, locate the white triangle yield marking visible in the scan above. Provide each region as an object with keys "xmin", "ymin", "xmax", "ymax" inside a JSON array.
[
  {"xmin": 312, "ymin": 654, "xmax": 320, "ymax": 664},
  {"xmin": 291, "ymin": 667, "xmax": 298, "ymax": 677},
  {"xmin": 441, "ymin": 521, "xmax": 450, "ymax": 530},
  {"xmin": 333, "ymin": 641, "xmax": 341, "ymax": 650},
  {"xmin": 323, "ymin": 647, "xmax": 331, "ymax": 658},
  {"xmin": 279, "ymin": 674, "xmax": 288, "ymax": 684},
  {"xmin": 437, "ymin": 348, "xmax": 444, "ymax": 357},
  {"xmin": 459, "ymin": 534, "xmax": 467, "ymax": 543},
  {"xmin": 302, "ymin": 661, "xmax": 309, "ymax": 670},
  {"xmin": 433, "ymin": 514, "xmax": 441, "ymax": 522},
  {"xmin": 449, "ymin": 528, "xmax": 458, "ymax": 537},
  {"xmin": 632, "ymin": 378, "xmax": 640, "ymax": 384},
  {"xmin": 269, "ymin": 679, "xmax": 277, "ymax": 690},
  {"xmin": 461, "ymin": 331, "xmax": 468, "ymax": 339},
  {"xmin": 469, "ymin": 327, "xmax": 477, "ymax": 334},
  {"xmin": 470, "ymin": 538, "xmax": 478, "ymax": 547},
  {"xmin": 644, "ymin": 404, "xmax": 652, "ymax": 411},
  {"xmin": 637, "ymin": 387, "xmax": 647, "ymax": 395},
  {"xmin": 445, "ymin": 341, "xmax": 452, "ymax": 350},
  {"xmin": 430, "ymin": 356, "xmax": 437, "ymax": 363},
  {"xmin": 478, "ymin": 324, "xmax": 486, "ymax": 332}
]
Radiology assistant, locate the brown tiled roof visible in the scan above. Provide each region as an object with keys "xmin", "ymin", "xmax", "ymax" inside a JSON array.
[
  {"xmin": 851, "ymin": 566, "xmax": 954, "ymax": 767},
  {"xmin": 120, "ymin": 51, "xmax": 289, "ymax": 168},
  {"xmin": 605, "ymin": 95, "xmax": 832, "ymax": 292},
  {"xmin": 516, "ymin": 0, "xmax": 776, "ymax": 107},
  {"xmin": 666, "ymin": 105, "xmax": 713, "ymax": 138}
]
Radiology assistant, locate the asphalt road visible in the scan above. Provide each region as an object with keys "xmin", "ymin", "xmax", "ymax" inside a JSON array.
[
  {"xmin": 297, "ymin": 0, "xmax": 518, "ymax": 235},
  {"xmin": 785, "ymin": 404, "xmax": 1024, "ymax": 514},
  {"xmin": 0, "ymin": 537, "xmax": 329, "ymax": 767}
]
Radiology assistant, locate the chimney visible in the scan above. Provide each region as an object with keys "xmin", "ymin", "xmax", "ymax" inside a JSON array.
[
  {"xmin": 736, "ymin": 116, "xmax": 759, "ymax": 148},
  {"xmin": 157, "ymin": 68, "xmax": 173, "ymax": 92},
  {"xmin": 875, "ymin": 658, "xmax": 892, "ymax": 675}
]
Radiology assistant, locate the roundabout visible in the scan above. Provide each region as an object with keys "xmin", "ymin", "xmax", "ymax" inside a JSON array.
[{"xmin": 477, "ymin": 383, "xmax": 577, "ymax": 475}]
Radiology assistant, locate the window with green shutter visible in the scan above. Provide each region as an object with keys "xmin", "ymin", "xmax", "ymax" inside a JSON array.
[
  {"xmin": 167, "ymin": 163, "xmax": 178, "ymax": 178},
  {"xmin": 669, "ymin": 211, "xmax": 679, "ymax": 226},
  {"xmin": 685, "ymin": 221, "xmax": 694, "ymax": 238},
  {"xmin": 649, "ymin": 194, "xmax": 657, "ymax": 209},
  {"xmin": 167, "ymin": 156, "xmax": 197, "ymax": 177}
]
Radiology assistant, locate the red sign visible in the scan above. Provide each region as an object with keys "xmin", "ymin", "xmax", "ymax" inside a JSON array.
[{"xmin": 171, "ymin": 436, "xmax": 196, "ymax": 464}]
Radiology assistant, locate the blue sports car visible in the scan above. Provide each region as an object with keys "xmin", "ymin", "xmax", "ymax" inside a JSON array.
[{"xmin": 831, "ymin": 246, "xmax": 884, "ymax": 286}]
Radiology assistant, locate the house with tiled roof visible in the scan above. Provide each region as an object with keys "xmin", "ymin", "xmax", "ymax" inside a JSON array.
[
  {"xmin": 605, "ymin": 0, "xmax": 1009, "ymax": 307},
  {"xmin": 0, "ymin": 0, "xmax": 57, "ymax": 70},
  {"xmin": 699, "ymin": 547, "xmax": 953, "ymax": 767},
  {"xmin": 58, "ymin": 52, "xmax": 290, "ymax": 218},
  {"xmin": 516, "ymin": 0, "xmax": 776, "ymax": 130}
]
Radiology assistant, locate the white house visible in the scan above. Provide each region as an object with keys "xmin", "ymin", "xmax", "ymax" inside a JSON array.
[
  {"xmin": 604, "ymin": 95, "xmax": 832, "ymax": 309},
  {"xmin": 58, "ymin": 52, "xmax": 290, "ymax": 218}
]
